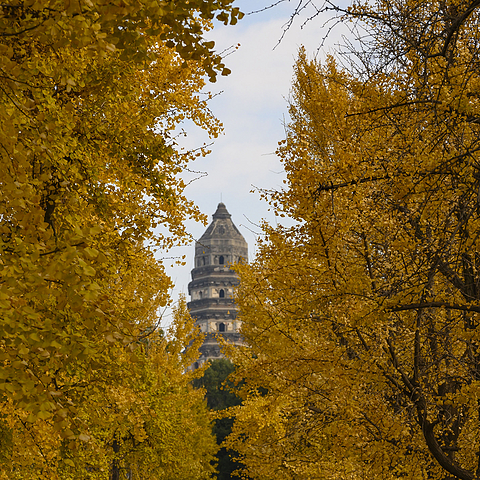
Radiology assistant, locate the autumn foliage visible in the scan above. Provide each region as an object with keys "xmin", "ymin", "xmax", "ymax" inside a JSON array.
[
  {"xmin": 226, "ymin": 1, "xmax": 480, "ymax": 480},
  {"xmin": 0, "ymin": 0, "xmax": 243, "ymax": 477}
]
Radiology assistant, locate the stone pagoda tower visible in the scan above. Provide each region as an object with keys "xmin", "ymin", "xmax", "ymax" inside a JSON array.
[{"xmin": 187, "ymin": 203, "xmax": 248, "ymax": 367}]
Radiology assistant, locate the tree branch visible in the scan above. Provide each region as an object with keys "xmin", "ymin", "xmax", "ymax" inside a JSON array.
[
  {"xmin": 390, "ymin": 302, "xmax": 480, "ymax": 314},
  {"xmin": 422, "ymin": 420, "xmax": 474, "ymax": 480}
]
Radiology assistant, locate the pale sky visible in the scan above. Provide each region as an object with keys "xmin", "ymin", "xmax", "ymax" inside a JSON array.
[{"xmin": 160, "ymin": 0, "xmax": 351, "ymax": 326}]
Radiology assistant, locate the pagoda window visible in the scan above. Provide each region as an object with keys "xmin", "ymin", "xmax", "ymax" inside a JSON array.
[
  {"xmin": 218, "ymin": 323, "xmax": 226, "ymax": 332},
  {"xmin": 219, "ymin": 255, "xmax": 224, "ymax": 265},
  {"xmin": 219, "ymin": 289, "xmax": 225, "ymax": 298}
]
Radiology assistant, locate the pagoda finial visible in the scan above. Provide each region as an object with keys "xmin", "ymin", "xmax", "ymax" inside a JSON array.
[{"xmin": 213, "ymin": 202, "xmax": 231, "ymax": 219}]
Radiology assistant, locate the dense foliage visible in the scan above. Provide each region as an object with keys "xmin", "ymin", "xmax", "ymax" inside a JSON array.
[
  {"xmin": 0, "ymin": 0, "xmax": 242, "ymax": 477},
  {"xmin": 226, "ymin": 1, "xmax": 480, "ymax": 479},
  {"xmin": 1, "ymin": 301, "xmax": 217, "ymax": 479}
]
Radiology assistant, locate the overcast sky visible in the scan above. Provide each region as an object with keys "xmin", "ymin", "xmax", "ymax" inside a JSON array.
[{"xmin": 160, "ymin": 0, "xmax": 351, "ymax": 326}]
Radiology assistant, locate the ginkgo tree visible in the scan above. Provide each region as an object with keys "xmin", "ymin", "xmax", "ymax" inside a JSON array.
[
  {"xmin": 226, "ymin": 1, "xmax": 480, "ymax": 480},
  {"xmin": 0, "ymin": 298, "xmax": 217, "ymax": 480},
  {"xmin": 0, "ymin": 0, "xmax": 242, "ymax": 476}
]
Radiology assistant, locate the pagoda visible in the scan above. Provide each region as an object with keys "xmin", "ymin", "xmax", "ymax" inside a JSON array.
[{"xmin": 187, "ymin": 203, "xmax": 248, "ymax": 367}]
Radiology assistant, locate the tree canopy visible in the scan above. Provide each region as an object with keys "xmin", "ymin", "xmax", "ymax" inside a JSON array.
[
  {"xmin": 0, "ymin": 0, "xmax": 242, "ymax": 477},
  {"xmin": 1, "ymin": 300, "xmax": 217, "ymax": 479},
  {"xmin": 225, "ymin": 1, "xmax": 480, "ymax": 479}
]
